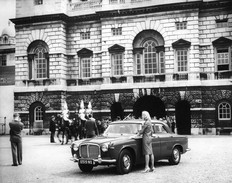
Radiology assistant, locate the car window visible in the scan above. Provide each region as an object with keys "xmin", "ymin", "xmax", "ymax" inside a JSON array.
[
  {"xmin": 153, "ymin": 124, "xmax": 168, "ymax": 134},
  {"xmin": 104, "ymin": 123, "xmax": 142, "ymax": 135}
]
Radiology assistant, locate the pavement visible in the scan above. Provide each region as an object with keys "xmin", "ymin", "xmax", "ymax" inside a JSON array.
[{"xmin": 1, "ymin": 134, "xmax": 232, "ymax": 183}]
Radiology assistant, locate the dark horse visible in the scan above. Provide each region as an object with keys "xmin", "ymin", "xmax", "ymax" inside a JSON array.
[{"xmin": 56, "ymin": 114, "xmax": 70, "ymax": 145}]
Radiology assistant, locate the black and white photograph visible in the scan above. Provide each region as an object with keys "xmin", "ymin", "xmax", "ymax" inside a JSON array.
[{"xmin": 0, "ymin": 0, "xmax": 232, "ymax": 182}]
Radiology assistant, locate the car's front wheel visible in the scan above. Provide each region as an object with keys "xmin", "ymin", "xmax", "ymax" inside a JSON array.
[
  {"xmin": 169, "ymin": 146, "xmax": 181, "ymax": 165},
  {"xmin": 78, "ymin": 164, "xmax": 93, "ymax": 173},
  {"xmin": 116, "ymin": 149, "xmax": 133, "ymax": 174}
]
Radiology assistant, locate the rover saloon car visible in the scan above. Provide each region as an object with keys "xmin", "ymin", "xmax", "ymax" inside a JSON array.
[{"xmin": 70, "ymin": 120, "xmax": 190, "ymax": 174}]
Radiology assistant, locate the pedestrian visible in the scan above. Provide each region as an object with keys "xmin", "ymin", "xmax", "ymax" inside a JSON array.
[
  {"xmin": 171, "ymin": 116, "xmax": 176, "ymax": 133},
  {"xmin": 96, "ymin": 120, "xmax": 103, "ymax": 135},
  {"xmin": 84, "ymin": 114, "xmax": 99, "ymax": 138},
  {"xmin": 138, "ymin": 111, "xmax": 155, "ymax": 173},
  {"xmin": 49, "ymin": 115, "xmax": 56, "ymax": 143},
  {"xmin": 9, "ymin": 113, "xmax": 24, "ymax": 166}
]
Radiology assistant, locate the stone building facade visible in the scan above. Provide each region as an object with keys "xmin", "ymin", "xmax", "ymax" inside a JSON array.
[
  {"xmin": 0, "ymin": 24, "xmax": 15, "ymax": 134},
  {"xmin": 11, "ymin": 0, "xmax": 232, "ymax": 135}
]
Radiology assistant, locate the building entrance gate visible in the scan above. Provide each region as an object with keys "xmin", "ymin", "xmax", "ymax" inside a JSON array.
[
  {"xmin": 133, "ymin": 95, "xmax": 166, "ymax": 119},
  {"xmin": 175, "ymin": 100, "xmax": 191, "ymax": 135}
]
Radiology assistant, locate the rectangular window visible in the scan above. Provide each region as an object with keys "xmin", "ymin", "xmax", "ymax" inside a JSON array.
[
  {"xmin": 34, "ymin": 0, "xmax": 43, "ymax": 5},
  {"xmin": 217, "ymin": 48, "xmax": 229, "ymax": 71},
  {"xmin": 112, "ymin": 28, "xmax": 122, "ymax": 36},
  {"xmin": 81, "ymin": 32, "xmax": 90, "ymax": 40},
  {"xmin": 159, "ymin": 51, "xmax": 165, "ymax": 74},
  {"xmin": 216, "ymin": 19, "xmax": 228, "ymax": 28},
  {"xmin": 177, "ymin": 50, "xmax": 188, "ymax": 72},
  {"xmin": 81, "ymin": 57, "xmax": 91, "ymax": 78},
  {"xmin": 0, "ymin": 55, "xmax": 7, "ymax": 66},
  {"xmin": 35, "ymin": 57, "xmax": 47, "ymax": 79},
  {"xmin": 112, "ymin": 54, "xmax": 123, "ymax": 76},
  {"xmin": 144, "ymin": 52, "xmax": 157, "ymax": 74},
  {"xmin": 176, "ymin": 21, "xmax": 187, "ymax": 30},
  {"xmin": 135, "ymin": 53, "xmax": 142, "ymax": 75}
]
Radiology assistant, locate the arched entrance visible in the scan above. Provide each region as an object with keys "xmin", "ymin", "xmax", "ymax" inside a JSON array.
[
  {"xmin": 29, "ymin": 101, "xmax": 45, "ymax": 134},
  {"xmin": 175, "ymin": 100, "xmax": 191, "ymax": 135},
  {"xmin": 133, "ymin": 95, "xmax": 166, "ymax": 119},
  {"xmin": 110, "ymin": 102, "xmax": 124, "ymax": 121}
]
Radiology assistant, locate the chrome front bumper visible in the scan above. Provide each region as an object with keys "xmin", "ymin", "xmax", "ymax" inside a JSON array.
[{"xmin": 70, "ymin": 155, "xmax": 116, "ymax": 165}]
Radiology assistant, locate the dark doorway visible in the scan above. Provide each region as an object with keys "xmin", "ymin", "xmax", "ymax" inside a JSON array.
[
  {"xmin": 133, "ymin": 95, "xmax": 166, "ymax": 119},
  {"xmin": 110, "ymin": 102, "xmax": 124, "ymax": 121},
  {"xmin": 29, "ymin": 101, "xmax": 45, "ymax": 134},
  {"xmin": 175, "ymin": 100, "xmax": 191, "ymax": 135}
]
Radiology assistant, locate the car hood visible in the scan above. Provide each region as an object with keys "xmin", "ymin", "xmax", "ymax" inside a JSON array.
[{"xmin": 73, "ymin": 134, "xmax": 135, "ymax": 146}]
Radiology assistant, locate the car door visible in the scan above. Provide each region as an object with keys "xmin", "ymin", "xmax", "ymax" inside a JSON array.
[
  {"xmin": 153, "ymin": 124, "xmax": 173, "ymax": 159},
  {"xmin": 151, "ymin": 133, "xmax": 161, "ymax": 160}
]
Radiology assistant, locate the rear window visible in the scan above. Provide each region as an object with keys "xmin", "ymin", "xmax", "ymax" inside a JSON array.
[{"xmin": 153, "ymin": 124, "xmax": 168, "ymax": 134}]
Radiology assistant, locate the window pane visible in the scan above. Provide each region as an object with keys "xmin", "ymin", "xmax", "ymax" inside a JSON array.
[
  {"xmin": 35, "ymin": 47, "xmax": 47, "ymax": 79},
  {"xmin": 135, "ymin": 53, "xmax": 142, "ymax": 75},
  {"xmin": 159, "ymin": 51, "xmax": 165, "ymax": 73},
  {"xmin": 176, "ymin": 21, "xmax": 187, "ymax": 30},
  {"xmin": 177, "ymin": 50, "xmax": 188, "ymax": 72},
  {"xmin": 144, "ymin": 40, "xmax": 157, "ymax": 74},
  {"xmin": 81, "ymin": 32, "xmax": 90, "ymax": 40},
  {"xmin": 112, "ymin": 54, "xmax": 123, "ymax": 76},
  {"xmin": 112, "ymin": 27, "xmax": 122, "ymax": 36},
  {"xmin": 35, "ymin": 106, "xmax": 43, "ymax": 121},
  {"xmin": 218, "ymin": 102, "xmax": 231, "ymax": 120},
  {"xmin": 81, "ymin": 58, "xmax": 91, "ymax": 78},
  {"xmin": 0, "ymin": 55, "xmax": 7, "ymax": 66}
]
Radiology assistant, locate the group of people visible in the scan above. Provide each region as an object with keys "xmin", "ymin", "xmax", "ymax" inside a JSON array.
[
  {"xmin": 49, "ymin": 113, "xmax": 108, "ymax": 144},
  {"xmin": 8, "ymin": 110, "xmax": 171, "ymax": 173}
]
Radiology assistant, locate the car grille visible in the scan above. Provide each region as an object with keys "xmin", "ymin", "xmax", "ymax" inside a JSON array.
[{"xmin": 80, "ymin": 144, "xmax": 100, "ymax": 159}]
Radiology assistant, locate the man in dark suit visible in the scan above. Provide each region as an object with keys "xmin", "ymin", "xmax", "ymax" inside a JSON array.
[
  {"xmin": 84, "ymin": 114, "xmax": 99, "ymax": 138},
  {"xmin": 9, "ymin": 113, "xmax": 24, "ymax": 166}
]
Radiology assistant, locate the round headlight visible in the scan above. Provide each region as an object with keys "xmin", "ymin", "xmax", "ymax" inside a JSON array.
[
  {"xmin": 73, "ymin": 144, "xmax": 78, "ymax": 151},
  {"xmin": 101, "ymin": 143, "xmax": 109, "ymax": 152}
]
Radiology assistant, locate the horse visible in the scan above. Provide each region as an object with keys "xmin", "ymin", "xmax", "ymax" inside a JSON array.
[{"xmin": 56, "ymin": 114, "xmax": 70, "ymax": 145}]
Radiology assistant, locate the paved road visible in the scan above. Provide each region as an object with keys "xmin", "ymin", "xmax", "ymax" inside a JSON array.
[{"xmin": 1, "ymin": 135, "xmax": 232, "ymax": 183}]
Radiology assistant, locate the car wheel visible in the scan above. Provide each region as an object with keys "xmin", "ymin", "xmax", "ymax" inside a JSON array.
[
  {"xmin": 169, "ymin": 146, "xmax": 181, "ymax": 165},
  {"xmin": 116, "ymin": 149, "xmax": 133, "ymax": 174},
  {"xmin": 78, "ymin": 164, "xmax": 93, "ymax": 173}
]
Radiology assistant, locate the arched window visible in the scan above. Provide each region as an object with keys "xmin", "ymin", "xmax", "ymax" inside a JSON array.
[
  {"xmin": 218, "ymin": 102, "xmax": 231, "ymax": 120},
  {"xmin": 144, "ymin": 40, "xmax": 158, "ymax": 74},
  {"xmin": 34, "ymin": 106, "xmax": 43, "ymax": 122},
  {"xmin": 34, "ymin": 46, "xmax": 47, "ymax": 79},
  {"xmin": 27, "ymin": 41, "xmax": 49, "ymax": 80},
  {"xmin": 133, "ymin": 30, "xmax": 165, "ymax": 76}
]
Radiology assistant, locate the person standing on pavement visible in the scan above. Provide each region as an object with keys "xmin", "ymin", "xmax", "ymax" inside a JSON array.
[
  {"xmin": 138, "ymin": 111, "xmax": 155, "ymax": 173},
  {"xmin": 84, "ymin": 114, "xmax": 99, "ymax": 138},
  {"xmin": 9, "ymin": 113, "xmax": 24, "ymax": 166},
  {"xmin": 49, "ymin": 115, "xmax": 57, "ymax": 143}
]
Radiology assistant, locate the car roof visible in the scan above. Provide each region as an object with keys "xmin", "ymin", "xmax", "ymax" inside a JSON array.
[{"xmin": 110, "ymin": 119, "xmax": 166, "ymax": 125}]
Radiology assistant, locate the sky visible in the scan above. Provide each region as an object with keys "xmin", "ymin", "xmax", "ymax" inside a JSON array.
[{"xmin": 0, "ymin": 0, "xmax": 16, "ymax": 34}]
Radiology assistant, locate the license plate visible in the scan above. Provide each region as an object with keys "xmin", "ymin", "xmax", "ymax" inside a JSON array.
[{"xmin": 79, "ymin": 159, "xmax": 93, "ymax": 165}]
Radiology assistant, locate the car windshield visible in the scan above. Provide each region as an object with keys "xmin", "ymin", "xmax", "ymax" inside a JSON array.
[{"xmin": 103, "ymin": 123, "xmax": 142, "ymax": 136}]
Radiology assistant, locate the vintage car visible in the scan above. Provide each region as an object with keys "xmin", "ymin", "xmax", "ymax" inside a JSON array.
[{"xmin": 70, "ymin": 120, "xmax": 190, "ymax": 174}]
